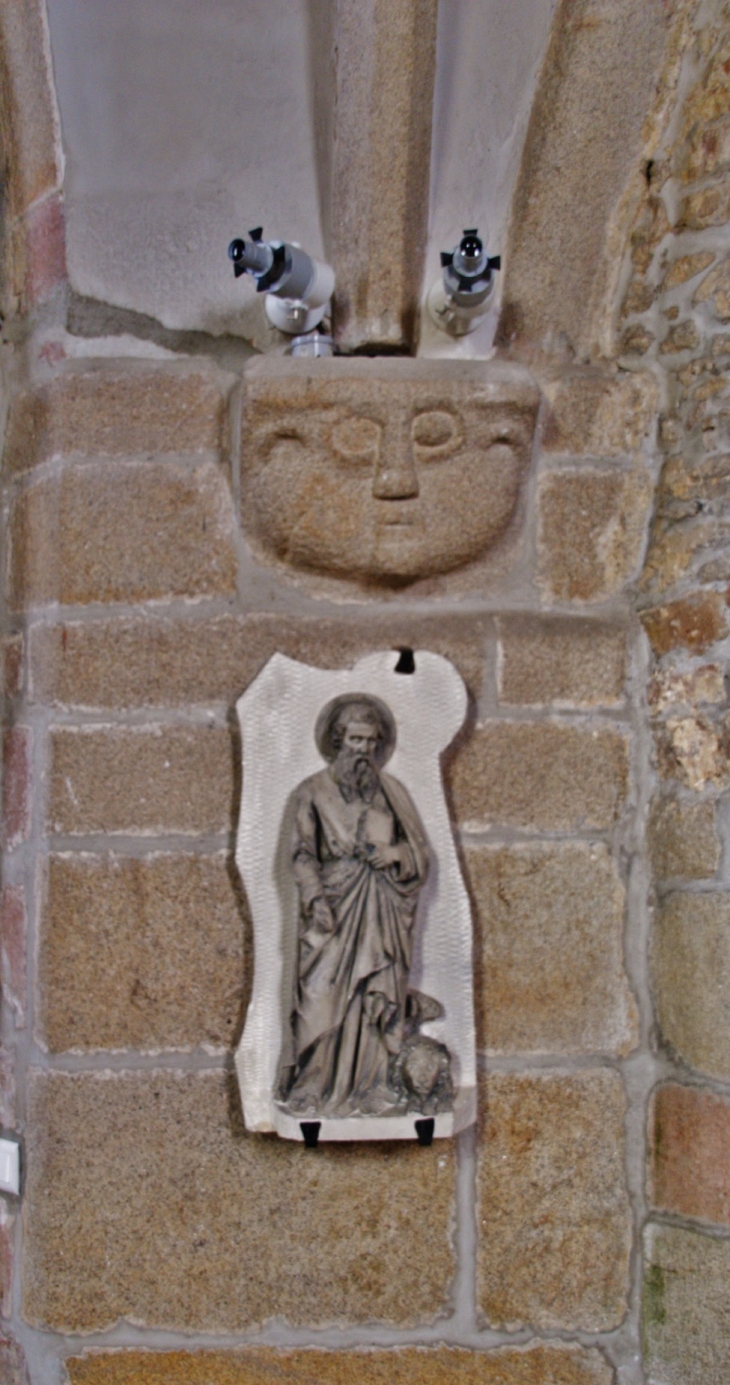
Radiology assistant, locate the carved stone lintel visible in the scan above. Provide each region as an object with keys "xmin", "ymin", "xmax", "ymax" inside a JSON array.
[{"xmin": 240, "ymin": 356, "xmax": 540, "ymax": 596}]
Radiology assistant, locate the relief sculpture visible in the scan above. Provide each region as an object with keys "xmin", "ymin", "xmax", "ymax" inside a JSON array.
[
  {"xmin": 279, "ymin": 693, "xmax": 453, "ymax": 1121},
  {"xmin": 235, "ymin": 649, "xmax": 476, "ymax": 1143},
  {"xmin": 240, "ymin": 357, "xmax": 539, "ymax": 594}
]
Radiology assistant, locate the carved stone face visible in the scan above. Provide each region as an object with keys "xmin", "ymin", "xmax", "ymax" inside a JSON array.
[{"xmin": 241, "ymin": 358, "xmax": 539, "ymax": 589}]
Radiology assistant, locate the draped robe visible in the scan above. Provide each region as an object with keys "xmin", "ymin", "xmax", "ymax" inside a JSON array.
[{"xmin": 281, "ymin": 764, "xmax": 430, "ymax": 1115}]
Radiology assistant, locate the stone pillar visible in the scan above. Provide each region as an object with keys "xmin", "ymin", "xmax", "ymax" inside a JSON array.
[{"xmin": 313, "ymin": 0, "xmax": 438, "ymax": 353}]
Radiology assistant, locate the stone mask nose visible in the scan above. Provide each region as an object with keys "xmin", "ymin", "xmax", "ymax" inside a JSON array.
[{"xmin": 371, "ymin": 421, "xmax": 419, "ymax": 499}]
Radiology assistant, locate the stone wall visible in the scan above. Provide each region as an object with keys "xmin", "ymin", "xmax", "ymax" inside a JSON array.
[{"xmin": 0, "ymin": 3, "xmax": 729, "ymax": 1385}]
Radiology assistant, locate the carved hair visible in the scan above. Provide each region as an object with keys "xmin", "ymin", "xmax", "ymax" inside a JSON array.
[
  {"xmin": 329, "ymin": 702, "xmax": 384, "ymax": 755},
  {"xmin": 315, "ymin": 692, "xmax": 396, "ymax": 765}
]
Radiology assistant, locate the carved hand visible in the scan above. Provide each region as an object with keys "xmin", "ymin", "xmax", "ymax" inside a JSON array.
[
  {"xmin": 311, "ymin": 896, "xmax": 336, "ymax": 932},
  {"xmin": 368, "ymin": 844, "xmax": 403, "ymax": 870}
]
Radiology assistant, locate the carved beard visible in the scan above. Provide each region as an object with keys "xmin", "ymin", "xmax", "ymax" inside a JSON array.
[{"xmin": 334, "ymin": 748, "xmax": 379, "ymax": 802}]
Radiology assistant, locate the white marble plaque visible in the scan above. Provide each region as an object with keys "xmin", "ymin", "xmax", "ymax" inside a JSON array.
[{"xmin": 234, "ymin": 649, "xmax": 476, "ymax": 1141}]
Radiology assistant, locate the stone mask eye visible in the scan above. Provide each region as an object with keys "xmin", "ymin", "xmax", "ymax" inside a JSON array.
[
  {"xmin": 411, "ymin": 410, "xmax": 462, "ymax": 459},
  {"xmin": 331, "ymin": 416, "xmax": 381, "ymax": 466}
]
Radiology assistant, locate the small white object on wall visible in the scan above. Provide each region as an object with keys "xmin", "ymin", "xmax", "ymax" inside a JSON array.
[
  {"xmin": 234, "ymin": 649, "xmax": 476, "ymax": 1143},
  {"xmin": 0, "ymin": 1137, "xmax": 20, "ymax": 1196}
]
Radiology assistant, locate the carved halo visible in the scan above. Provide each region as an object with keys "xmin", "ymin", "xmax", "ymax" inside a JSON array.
[{"xmin": 314, "ymin": 692, "xmax": 396, "ymax": 767}]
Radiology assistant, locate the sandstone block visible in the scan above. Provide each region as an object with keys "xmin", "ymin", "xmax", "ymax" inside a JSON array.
[
  {"xmin": 653, "ymin": 892, "xmax": 730, "ymax": 1079},
  {"xmin": 4, "ymin": 364, "xmax": 227, "ymax": 474},
  {"xmin": 8, "ymin": 461, "xmax": 237, "ymax": 609},
  {"xmin": 0, "ymin": 1333, "xmax": 29, "ymax": 1385},
  {"xmin": 650, "ymin": 1083, "xmax": 730, "ymax": 1226},
  {"xmin": 648, "ymin": 664, "xmax": 725, "ymax": 715},
  {"xmin": 240, "ymin": 357, "xmax": 539, "ymax": 593},
  {"xmin": 684, "ymin": 113, "xmax": 730, "ymax": 181},
  {"xmin": 538, "ymin": 468, "xmax": 653, "ymax": 601},
  {"xmin": 540, "ymin": 370, "xmax": 658, "ymax": 455},
  {"xmin": 39, "ymin": 854, "xmax": 245, "ymax": 1052},
  {"xmin": 48, "ymin": 725, "xmax": 232, "ymax": 837},
  {"xmin": 657, "ymin": 713, "xmax": 730, "ymax": 791},
  {"xmin": 23, "ymin": 1070, "xmax": 455, "ymax": 1331},
  {"xmin": 643, "ymin": 1223, "xmax": 730, "ymax": 1384},
  {"xmin": 641, "ymin": 591, "xmax": 729, "ymax": 654},
  {"xmin": 2, "ymin": 726, "xmax": 32, "ymax": 847},
  {"xmin": 466, "ymin": 843, "xmax": 637, "ymax": 1056},
  {"xmin": 66, "ymin": 1343, "xmax": 613, "ymax": 1385},
  {"xmin": 496, "ymin": 615, "xmax": 626, "ymax": 707},
  {"xmin": 0, "ymin": 884, "xmax": 27, "ymax": 1026},
  {"xmin": 23, "ymin": 190, "xmax": 66, "ymax": 306},
  {"xmin": 2, "ymin": 634, "xmax": 23, "ymax": 698},
  {"xmin": 647, "ymin": 797, "xmax": 720, "ymax": 880},
  {"xmin": 0, "ymin": 1048, "xmax": 16, "ymax": 1127},
  {"xmin": 497, "ymin": 0, "xmax": 680, "ymax": 357},
  {"xmin": 694, "ymin": 255, "xmax": 730, "ymax": 320},
  {"xmin": 641, "ymin": 512, "xmax": 723, "ymax": 597},
  {"xmin": 30, "ymin": 612, "xmax": 489, "ymax": 710},
  {"xmin": 478, "ymin": 1069, "xmax": 630, "ymax": 1331},
  {"xmin": 659, "ymin": 320, "xmax": 701, "ymax": 355},
  {"xmin": 0, "ymin": 1204, "xmax": 14, "ymax": 1318},
  {"xmin": 681, "ymin": 181, "xmax": 730, "ymax": 230},
  {"xmin": 663, "ymin": 252, "xmax": 715, "ymax": 289},
  {"xmin": 620, "ymin": 325, "xmax": 654, "ymax": 357},
  {"xmin": 0, "ymin": 0, "xmax": 62, "ymax": 213},
  {"xmin": 448, "ymin": 722, "xmax": 628, "ymax": 832},
  {"xmin": 326, "ymin": 0, "xmax": 438, "ymax": 351}
]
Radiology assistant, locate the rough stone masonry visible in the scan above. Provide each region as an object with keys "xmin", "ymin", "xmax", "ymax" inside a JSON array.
[{"xmin": 1, "ymin": 2, "xmax": 730, "ymax": 1385}]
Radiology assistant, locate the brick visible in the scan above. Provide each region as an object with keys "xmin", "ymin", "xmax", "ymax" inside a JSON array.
[
  {"xmin": 0, "ymin": 1333, "xmax": 29, "ymax": 1385},
  {"xmin": 48, "ymin": 725, "xmax": 232, "ymax": 836},
  {"xmin": 647, "ymin": 797, "xmax": 720, "ymax": 880},
  {"xmin": 643, "ymin": 1223, "xmax": 730, "ymax": 1384},
  {"xmin": 657, "ymin": 712, "xmax": 730, "ymax": 791},
  {"xmin": 0, "ymin": 884, "xmax": 27, "ymax": 1025},
  {"xmin": 663, "ymin": 252, "xmax": 715, "ymax": 289},
  {"xmin": 684, "ymin": 113, "xmax": 730, "ymax": 181},
  {"xmin": 7, "ymin": 461, "xmax": 237, "ymax": 609},
  {"xmin": 328, "ymin": 1, "xmax": 437, "ymax": 351},
  {"xmin": 4, "ymin": 364, "xmax": 227, "ymax": 475},
  {"xmin": 23, "ymin": 1070, "xmax": 455, "ymax": 1331},
  {"xmin": 66, "ymin": 1343, "xmax": 614, "ymax": 1385},
  {"xmin": 496, "ymin": 0, "xmax": 678, "ymax": 356},
  {"xmin": 648, "ymin": 664, "xmax": 726, "ymax": 715},
  {"xmin": 538, "ymin": 468, "xmax": 653, "ymax": 601},
  {"xmin": 0, "ymin": 1203, "xmax": 13, "ymax": 1318},
  {"xmin": 659, "ymin": 320, "xmax": 701, "ymax": 354},
  {"xmin": 641, "ymin": 512, "xmax": 724, "ymax": 597},
  {"xmin": 478, "ymin": 1070, "xmax": 630, "ymax": 1331},
  {"xmin": 694, "ymin": 255, "xmax": 730, "ymax": 320},
  {"xmin": 0, "ymin": 0, "xmax": 62, "ymax": 213},
  {"xmin": 641, "ymin": 592, "xmax": 729, "ymax": 654},
  {"xmin": 38, "ymin": 854, "xmax": 245, "ymax": 1052},
  {"xmin": 448, "ymin": 722, "xmax": 628, "ymax": 832},
  {"xmin": 497, "ymin": 616, "xmax": 626, "ymax": 707},
  {"xmin": 2, "ymin": 726, "xmax": 32, "ymax": 847},
  {"xmin": 619, "ymin": 324, "xmax": 654, "ymax": 357},
  {"xmin": 540, "ymin": 369, "xmax": 658, "ymax": 455},
  {"xmin": 651, "ymin": 1084, "xmax": 730, "ymax": 1226},
  {"xmin": 29, "ymin": 612, "xmax": 489, "ymax": 710},
  {"xmin": 0, "ymin": 1047, "xmax": 17, "ymax": 1126},
  {"xmin": 681, "ymin": 181, "xmax": 730, "ymax": 230},
  {"xmin": 23, "ymin": 190, "xmax": 66, "ymax": 305},
  {"xmin": 466, "ymin": 843, "xmax": 637, "ymax": 1056},
  {"xmin": 2, "ymin": 634, "xmax": 23, "ymax": 698},
  {"xmin": 653, "ymin": 892, "xmax": 730, "ymax": 1079}
]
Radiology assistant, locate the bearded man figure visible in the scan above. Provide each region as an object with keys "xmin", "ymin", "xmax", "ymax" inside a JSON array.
[{"xmin": 278, "ymin": 693, "xmax": 431, "ymax": 1117}]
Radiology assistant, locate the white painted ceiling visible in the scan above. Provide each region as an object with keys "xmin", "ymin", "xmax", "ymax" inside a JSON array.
[{"xmin": 46, "ymin": 0, "xmax": 557, "ymax": 352}]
